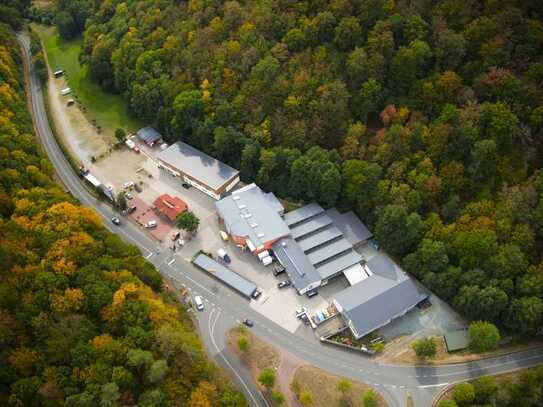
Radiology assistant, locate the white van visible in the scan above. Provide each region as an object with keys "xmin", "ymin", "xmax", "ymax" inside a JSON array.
[
  {"xmin": 194, "ymin": 296, "xmax": 204, "ymax": 311},
  {"xmin": 60, "ymin": 87, "xmax": 71, "ymax": 96},
  {"xmin": 145, "ymin": 220, "xmax": 157, "ymax": 228}
]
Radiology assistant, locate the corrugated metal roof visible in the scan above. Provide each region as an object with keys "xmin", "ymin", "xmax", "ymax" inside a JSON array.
[
  {"xmin": 136, "ymin": 127, "xmax": 162, "ymax": 144},
  {"xmin": 290, "ymin": 215, "xmax": 333, "ymax": 240},
  {"xmin": 315, "ymin": 249, "xmax": 362, "ymax": 280},
  {"xmin": 325, "ymin": 208, "xmax": 373, "ymax": 245},
  {"xmin": 215, "ymin": 184, "xmax": 289, "ymax": 246},
  {"xmin": 307, "ymin": 238, "xmax": 354, "ymax": 266},
  {"xmin": 157, "ymin": 141, "xmax": 239, "ymax": 190},
  {"xmin": 272, "ymin": 237, "xmax": 321, "ymax": 290},
  {"xmin": 298, "ymin": 226, "xmax": 343, "ymax": 252},
  {"xmin": 192, "ymin": 254, "xmax": 257, "ymax": 298},
  {"xmin": 284, "ymin": 203, "xmax": 324, "ymax": 226}
]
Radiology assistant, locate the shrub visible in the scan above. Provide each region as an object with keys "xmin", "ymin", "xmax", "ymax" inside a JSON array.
[
  {"xmin": 452, "ymin": 382, "xmax": 475, "ymax": 406},
  {"xmin": 412, "ymin": 337, "xmax": 437, "ymax": 359},
  {"xmin": 469, "ymin": 321, "xmax": 500, "ymax": 353}
]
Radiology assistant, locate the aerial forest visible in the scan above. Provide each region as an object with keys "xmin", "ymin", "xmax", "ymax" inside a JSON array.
[
  {"xmin": 66, "ymin": 0, "xmax": 543, "ymax": 336},
  {"xmin": 0, "ymin": 21, "xmax": 245, "ymax": 406}
]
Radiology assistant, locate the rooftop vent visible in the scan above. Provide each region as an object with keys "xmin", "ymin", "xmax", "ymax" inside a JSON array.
[
  {"xmin": 233, "ymin": 196, "xmax": 240, "ymax": 200},
  {"xmin": 239, "ymin": 204, "xmax": 247, "ymax": 209},
  {"xmin": 281, "ymin": 241, "xmax": 287, "ymax": 247},
  {"xmin": 257, "ymin": 233, "xmax": 265, "ymax": 238},
  {"xmin": 250, "ymin": 223, "xmax": 258, "ymax": 228}
]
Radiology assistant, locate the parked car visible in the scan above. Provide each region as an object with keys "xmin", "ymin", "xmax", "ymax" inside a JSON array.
[
  {"xmin": 127, "ymin": 205, "xmax": 137, "ymax": 214},
  {"xmin": 300, "ymin": 313, "xmax": 310, "ymax": 325},
  {"xmin": 295, "ymin": 307, "xmax": 308, "ymax": 318},
  {"xmin": 243, "ymin": 319, "xmax": 254, "ymax": 327},
  {"xmin": 111, "ymin": 217, "xmax": 121, "ymax": 225},
  {"xmin": 145, "ymin": 220, "xmax": 157, "ymax": 228},
  {"xmin": 177, "ymin": 239, "xmax": 185, "ymax": 247},
  {"xmin": 194, "ymin": 296, "xmax": 204, "ymax": 311},
  {"xmin": 122, "ymin": 181, "xmax": 134, "ymax": 190},
  {"xmin": 182, "ymin": 183, "xmax": 191, "ymax": 189},
  {"xmin": 124, "ymin": 192, "xmax": 133, "ymax": 200},
  {"xmin": 133, "ymin": 146, "xmax": 141, "ymax": 153},
  {"xmin": 306, "ymin": 289, "xmax": 318, "ymax": 298},
  {"xmin": 277, "ymin": 280, "xmax": 291, "ymax": 289},
  {"xmin": 66, "ymin": 99, "xmax": 75, "ymax": 106},
  {"xmin": 171, "ymin": 231, "xmax": 181, "ymax": 241},
  {"xmin": 54, "ymin": 69, "xmax": 64, "ymax": 78},
  {"xmin": 273, "ymin": 265, "xmax": 285, "ymax": 276},
  {"xmin": 251, "ymin": 289, "xmax": 262, "ymax": 299}
]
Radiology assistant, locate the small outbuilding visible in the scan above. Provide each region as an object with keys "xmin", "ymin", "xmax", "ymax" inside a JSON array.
[
  {"xmin": 137, "ymin": 127, "xmax": 162, "ymax": 146},
  {"xmin": 153, "ymin": 194, "xmax": 188, "ymax": 222},
  {"xmin": 444, "ymin": 329, "xmax": 470, "ymax": 352}
]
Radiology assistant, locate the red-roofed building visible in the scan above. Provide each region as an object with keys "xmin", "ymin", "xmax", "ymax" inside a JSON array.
[{"xmin": 153, "ymin": 194, "xmax": 188, "ymax": 222}]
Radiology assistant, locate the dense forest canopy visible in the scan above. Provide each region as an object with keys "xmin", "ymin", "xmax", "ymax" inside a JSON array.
[
  {"xmin": 0, "ymin": 23, "xmax": 245, "ymax": 406},
  {"xmin": 68, "ymin": 0, "xmax": 543, "ymax": 334}
]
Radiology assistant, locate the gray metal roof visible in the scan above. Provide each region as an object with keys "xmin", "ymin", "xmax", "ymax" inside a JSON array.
[
  {"xmin": 307, "ymin": 238, "xmax": 353, "ymax": 266},
  {"xmin": 284, "ymin": 203, "xmax": 324, "ymax": 226},
  {"xmin": 192, "ymin": 253, "xmax": 257, "ymax": 298},
  {"xmin": 264, "ymin": 192, "xmax": 284, "ymax": 214},
  {"xmin": 137, "ymin": 127, "xmax": 162, "ymax": 144},
  {"xmin": 290, "ymin": 215, "xmax": 333, "ymax": 240},
  {"xmin": 334, "ymin": 252, "xmax": 428, "ymax": 339},
  {"xmin": 272, "ymin": 237, "xmax": 321, "ymax": 291},
  {"xmin": 298, "ymin": 226, "xmax": 343, "ymax": 252},
  {"xmin": 215, "ymin": 184, "xmax": 289, "ymax": 247},
  {"xmin": 325, "ymin": 208, "xmax": 373, "ymax": 245},
  {"xmin": 315, "ymin": 250, "xmax": 363, "ymax": 280},
  {"xmin": 157, "ymin": 142, "xmax": 239, "ymax": 190}
]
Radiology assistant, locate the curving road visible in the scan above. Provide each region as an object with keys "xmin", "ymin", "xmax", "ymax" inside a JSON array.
[{"xmin": 18, "ymin": 32, "xmax": 543, "ymax": 407}]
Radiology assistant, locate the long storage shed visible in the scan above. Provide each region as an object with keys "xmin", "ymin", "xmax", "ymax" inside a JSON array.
[{"xmin": 192, "ymin": 253, "xmax": 257, "ymax": 298}]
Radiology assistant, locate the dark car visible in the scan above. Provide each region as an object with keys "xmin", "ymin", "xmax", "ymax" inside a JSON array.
[
  {"xmin": 111, "ymin": 216, "xmax": 121, "ymax": 225},
  {"xmin": 127, "ymin": 205, "xmax": 137, "ymax": 214},
  {"xmin": 272, "ymin": 265, "xmax": 285, "ymax": 276},
  {"xmin": 243, "ymin": 319, "xmax": 254, "ymax": 327},
  {"xmin": 277, "ymin": 280, "xmax": 291, "ymax": 289},
  {"xmin": 306, "ymin": 289, "xmax": 318, "ymax": 298},
  {"xmin": 251, "ymin": 289, "xmax": 262, "ymax": 299},
  {"xmin": 182, "ymin": 183, "xmax": 191, "ymax": 189}
]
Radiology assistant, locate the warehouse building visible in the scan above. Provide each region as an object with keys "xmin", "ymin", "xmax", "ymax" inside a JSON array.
[
  {"xmin": 333, "ymin": 253, "xmax": 429, "ymax": 339},
  {"xmin": 273, "ymin": 203, "xmax": 366, "ymax": 294},
  {"xmin": 157, "ymin": 142, "xmax": 240, "ymax": 200},
  {"xmin": 216, "ymin": 183, "xmax": 290, "ymax": 253}
]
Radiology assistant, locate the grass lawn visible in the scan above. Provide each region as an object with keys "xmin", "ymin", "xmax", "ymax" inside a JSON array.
[{"xmin": 32, "ymin": 24, "xmax": 143, "ymax": 134}]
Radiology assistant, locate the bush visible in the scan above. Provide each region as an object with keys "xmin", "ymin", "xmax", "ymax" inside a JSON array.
[
  {"xmin": 115, "ymin": 128, "xmax": 126, "ymax": 142},
  {"xmin": 298, "ymin": 390, "xmax": 313, "ymax": 406},
  {"xmin": 271, "ymin": 390, "xmax": 285, "ymax": 405},
  {"xmin": 361, "ymin": 389, "xmax": 378, "ymax": 407},
  {"xmin": 469, "ymin": 321, "xmax": 500, "ymax": 353},
  {"xmin": 258, "ymin": 368, "xmax": 276, "ymax": 390},
  {"xmin": 452, "ymin": 382, "xmax": 475, "ymax": 406},
  {"xmin": 237, "ymin": 335, "xmax": 249, "ymax": 351},
  {"xmin": 437, "ymin": 400, "xmax": 457, "ymax": 407},
  {"xmin": 412, "ymin": 337, "xmax": 437, "ymax": 359}
]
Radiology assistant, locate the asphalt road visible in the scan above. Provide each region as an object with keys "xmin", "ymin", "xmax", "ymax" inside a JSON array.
[{"xmin": 18, "ymin": 32, "xmax": 543, "ymax": 407}]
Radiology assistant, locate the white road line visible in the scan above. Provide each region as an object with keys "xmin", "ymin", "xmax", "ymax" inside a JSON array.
[
  {"xmin": 208, "ymin": 309, "xmax": 265, "ymax": 407},
  {"xmin": 167, "ymin": 259, "xmax": 175, "ymax": 265},
  {"xmin": 145, "ymin": 253, "xmax": 153, "ymax": 259},
  {"xmin": 418, "ymin": 383, "xmax": 449, "ymax": 389},
  {"xmin": 166, "ymin": 263, "xmax": 215, "ymax": 296}
]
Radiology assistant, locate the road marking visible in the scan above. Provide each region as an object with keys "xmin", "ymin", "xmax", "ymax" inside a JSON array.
[
  {"xmin": 167, "ymin": 259, "xmax": 175, "ymax": 265},
  {"xmin": 208, "ymin": 309, "xmax": 265, "ymax": 407},
  {"xmin": 418, "ymin": 383, "xmax": 449, "ymax": 388},
  {"xmin": 145, "ymin": 253, "xmax": 153, "ymax": 259}
]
